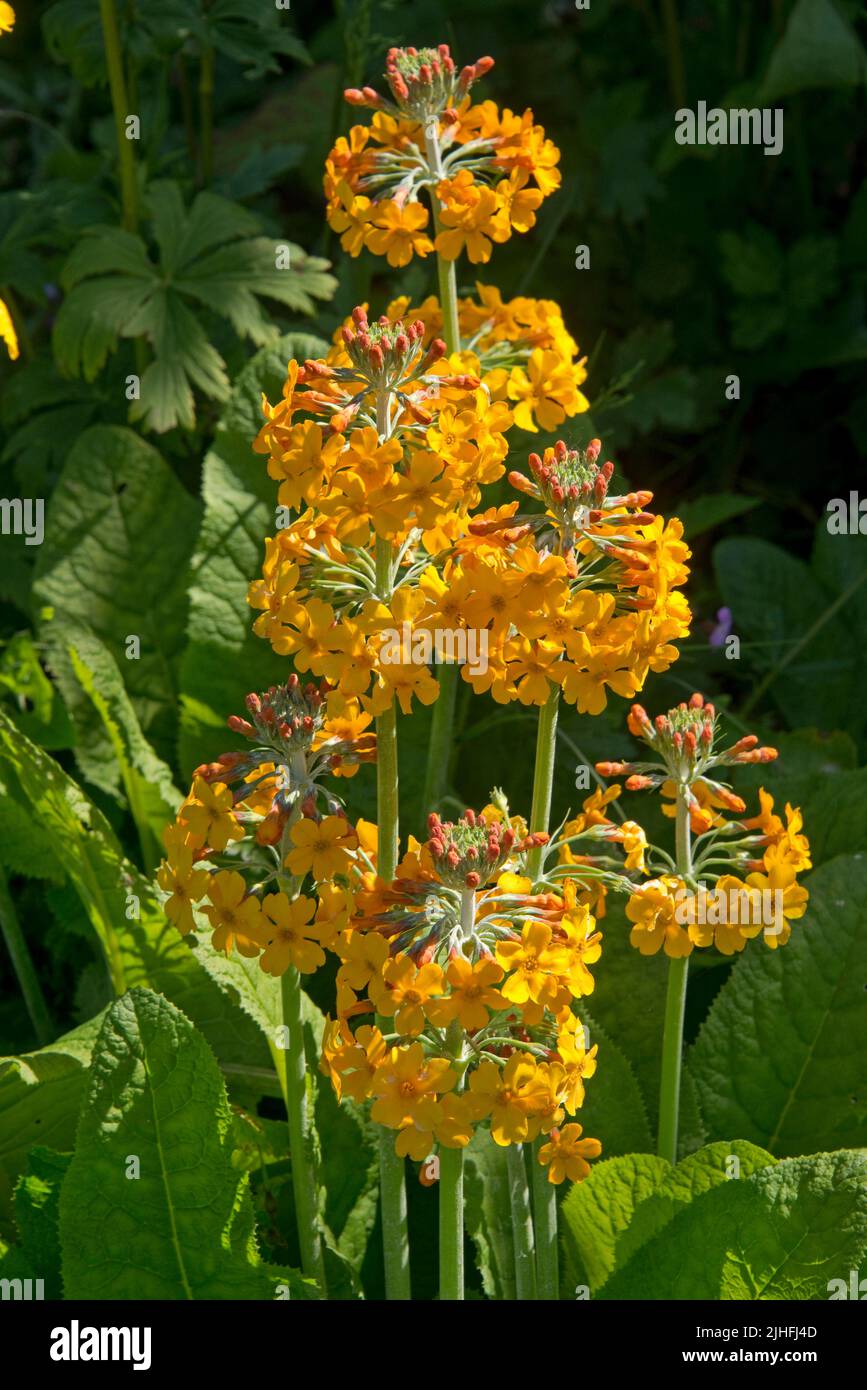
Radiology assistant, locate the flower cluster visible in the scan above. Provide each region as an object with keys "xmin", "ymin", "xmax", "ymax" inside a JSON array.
[
  {"xmin": 383, "ymin": 283, "xmax": 589, "ymax": 433},
  {"xmin": 157, "ymin": 677, "xmax": 375, "ymax": 975},
  {"xmin": 320, "ymin": 804, "xmax": 601, "ymax": 1181},
  {"xmin": 248, "ymin": 307, "xmax": 513, "ymax": 715},
  {"xmin": 446, "ymin": 438, "xmax": 691, "ymax": 712},
  {"xmin": 325, "ymin": 46, "xmax": 561, "ymax": 266},
  {"xmin": 586, "ymin": 693, "xmax": 811, "ymax": 956}
]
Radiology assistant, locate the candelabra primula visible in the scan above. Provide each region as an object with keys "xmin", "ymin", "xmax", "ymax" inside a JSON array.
[
  {"xmin": 320, "ymin": 805, "xmax": 602, "ymax": 1181},
  {"xmin": 326, "ymin": 46, "xmax": 560, "ymax": 267},
  {"xmin": 157, "ymin": 676, "xmax": 376, "ymax": 974},
  {"xmin": 450, "ymin": 438, "xmax": 691, "ymax": 713},
  {"xmin": 249, "ymin": 306, "xmax": 517, "ymax": 716}
]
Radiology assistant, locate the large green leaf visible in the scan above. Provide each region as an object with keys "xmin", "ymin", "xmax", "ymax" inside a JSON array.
[
  {"xmin": 690, "ymin": 854, "xmax": 867, "ymax": 1156},
  {"xmin": 561, "ymin": 1152, "xmax": 668, "ymax": 1295},
  {"xmin": 576, "ymin": 1009, "xmax": 653, "ymax": 1157},
  {"xmin": 67, "ymin": 630, "xmax": 181, "ymax": 870},
  {"xmin": 53, "ymin": 185, "xmax": 335, "ymax": 431},
  {"xmin": 610, "ymin": 1141, "xmax": 775, "ymax": 1274},
  {"xmin": 59, "ymin": 989, "xmax": 311, "ymax": 1298},
  {"xmin": 599, "ymin": 1150, "xmax": 867, "ymax": 1299},
  {"xmin": 714, "ymin": 534, "xmax": 864, "ymax": 740},
  {"xmin": 464, "ymin": 1133, "xmax": 516, "ymax": 1300},
  {"xmin": 0, "ymin": 709, "xmax": 273, "ymax": 1073},
  {"xmin": 0, "ymin": 1014, "xmax": 103, "ymax": 1237},
  {"xmin": 178, "ymin": 331, "xmax": 327, "ymax": 776},
  {"xmin": 33, "ymin": 424, "xmax": 200, "ymax": 766},
  {"xmin": 760, "ymin": 0, "xmax": 867, "ymax": 100}
]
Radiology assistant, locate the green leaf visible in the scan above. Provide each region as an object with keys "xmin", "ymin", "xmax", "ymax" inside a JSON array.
[
  {"xmin": 0, "ymin": 1013, "xmax": 104, "ymax": 1237},
  {"xmin": 11, "ymin": 1146, "xmax": 71, "ymax": 1299},
  {"xmin": 178, "ymin": 331, "xmax": 327, "ymax": 776},
  {"xmin": 464, "ymin": 1132, "xmax": 516, "ymax": 1300},
  {"xmin": 0, "ymin": 633, "xmax": 74, "ymax": 750},
  {"xmin": 599, "ymin": 1150, "xmax": 867, "ymax": 1299},
  {"xmin": 714, "ymin": 535, "xmax": 860, "ymax": 738},
  {"xmin": 760, "ymin": 0, "xmax": 867, "ymax": 100},
  {"xmin": 0, "ymin": 708, "xmax": 274, "ymax": 1079},
  {"xmin": 34, "ymin": 425, "xmax": 200, "ymax": 766},
  {"xmin": 676, "ymin": 492, "xmax": 760, "ymax": 540},
  {"xmin": 561, "ymin": 1153, "xmax": 669, "ymax": 1294},
  {"xmin": 59, "ymin": 988, "xmax": 310, "ymax": 1298},
  {"xmin": 66, "ymin": 629, "xmax": 181, "ymax": 869},
  {"xmin": 53, "ymin": 187, "xmax": 335, "ymax": 431},
  {"xmin": 611, "ymin": 1140, "xmax": 776, "ymax": 1273},
  {"xmin": 690, "ymin": 854, "xmax": 867, "ymax": 1156},
  {"xmin": 719, "ymin": 226, "xmax": 784, "ymax": 299},
  {"xmin": 576, "ymin": 1010, "xmax": 654, "ymax": 1157}
]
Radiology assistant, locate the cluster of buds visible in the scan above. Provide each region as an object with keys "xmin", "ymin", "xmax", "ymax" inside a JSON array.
[
  {"xmin": 476, "ymin": 438, "xmax": 656, "ymax": 568},
  {"xmin": 345, "ymin": 45, "xmax": 494, "ymax": 121},
  {"xmin": 303, "ymin": 309, "xmax": 476, "ymax": 433},
  {"xmin": 596, "ymin": 692, "xmax": 777, "ymax": 810},
  {"xmin": 193, "ymin": 678, "xmax": 375, "ymax": 845},
  {"xmin": 427, "ymin": 809, "xmax": 548, "ymax": 890}
]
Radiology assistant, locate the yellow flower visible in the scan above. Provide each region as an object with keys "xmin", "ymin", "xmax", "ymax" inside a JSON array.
[
  {"xmin": 372, "ymin": 954, "xmax": 445, "ymax": 1035},
  {"xmin": 625, "ymin": 877, "xmax": 692, "ymax": 957},
  {"xmin": 0, "ymin": 297, "xmax": 19, "ymax": 359},
  {"xmin": 157, "ymin": 846, "xmax": 210, "ymax": 936},
  {"xmin": 336, "ymin": 928, "xmax": 390, "ymax": 994},
  {"xmin": 285, "ymin": 814, "xmax": 358, "ymax": 881},
  {"xmin": 370, "ymin": 1042, "xmax": 457, "ymax": 1130},
  {"xmin": 467, "ymin": 1053, "xmax": 542, "ymax": 1145},
  {"xmin": 497, "ymin": 920, "xmax": 569, "ymax": 1006},
  {"xmin": 366, "ymin": 200, "xmax": 433, "ymax": 266},
  {"xmin": 258, "ymin": 892, "xmax": 326, "ymax": 976},
  {"xmin": 538, "ymin": 1123, "xmax": 601, "ymax": 1184},
  {"xmin": 202, "ymin": 870, "xmax": 263, "ymax": 957},
  {"xmin": 329, "ymin": 180, "xmax": 374, "ymax": 256},
  {"xmin": 745, "ymin": 854, "xmax": 809, "ymax": 949},
  {"xmin": 507, "ymin": 348, "xmax": 587, "ymax": 432},
  {"xmin": 0, "ymin": 4, "xmax": 14, "ymax": 37},
  {"xmin": 428, "ymin": 955, "xmax": 505, "ymax": 1031},
  {"xmin": 180, "ymin": 777, "xmax": 244, "ymax": 852}
]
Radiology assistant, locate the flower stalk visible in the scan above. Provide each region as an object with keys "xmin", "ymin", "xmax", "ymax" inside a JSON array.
[
  {"xmin": 656, "ymin": 785, "xmax": 692, "ymax": 1164},
  {"xmin": 277, "ymin": 965, "xmax": 327, "ymax": 1290},
  {"xmin": 98, "ymin": 0, "xmax": 139, "ymax": 232},
  {"xmin": 507, "ymin": 1143, "xmax": 537, "ymax": 1299}
]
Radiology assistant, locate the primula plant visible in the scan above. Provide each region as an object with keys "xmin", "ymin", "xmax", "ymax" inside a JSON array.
[{"xmin": 1, "ymin": 6, "xmax": 865, "ymax": 1315}]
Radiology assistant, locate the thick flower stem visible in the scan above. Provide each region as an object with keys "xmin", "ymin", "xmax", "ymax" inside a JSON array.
[
  {"xmin": 657, "ymin": 787, "xmax": 692, "ymax": 1164},
  {"xmin": 525, "ymin": 680, "xmax": 561, "ymax": 1297},
  {"xmin": 507, "ymin": 1144, "xmax": 537, "ymax": 1300},
  {"xmin": 421, "ymin": 118, "xmax": 461, "ymax": 810},
  {"xmin": 0, "ymin": 866, "xmax": 54, "ymax": 1046},
  {"xmin": 98, "ymin": 0, "xmax": 139, "ymax": 232},
  {"xmin": 530, "ymin": 1138, "xmax": 558, "ymax": 1299},
  {"xmin": 438, "ymin": 1146, "xmax": 464, "ymax": 1300},
  {"xmin": 373, "ymin": 529, "xmax": 411, "ymax": 1299},
  {"xmin": 279, "ymin": 966, "xmax": 327, "ymax": 1291},
  {"xmin": 527, "ymin": 682, "xmax": 560, "ymax": 878}
]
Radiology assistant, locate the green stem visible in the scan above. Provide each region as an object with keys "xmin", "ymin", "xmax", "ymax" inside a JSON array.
[
  {"xmin": 373, "ymin": 495, "xmax": 411, "ymax": 1298},
  {"xmin": 0, "ymin": 867, "xmax": 54, "ymax": 1046},
  {"xmin": 421, "ymin": 664, "xmax": 458, "ymax": 813},
  {"xmin": 527, "ymin": 682, "xmax": 560, "ymax": 878},
  {"xmin": 525, "ymin": 680, "xmax": 560, "ymax": 1296},
  {"xmin": 657, "ymin": 787, "xmax": 691, "ymax": 1164},
  {"xmin": 199, "ymin": 46, "xmax": 215, "ymax": 185},
  {"xmin": 277, "ymin": 967, "xmax": 327, "ymax": 1290},
  {"xmin": 660, "ymin": 0, "xmax": 687, "ymax": 109},
  {"xmin": 507, "ymin": 1144, "xmax": 537, "ymax": 1300},
  {"xmin": 420, "ymin": 117, "xmax": 462, "ymax": 811},
  {"xmin": 99, "ymin": 0, "xmax": 139, "ymax": 231},
  {"xmin": 438, "ymin": 1146, "xmax": 464, "ymax": 1300},
  {"xmin": 531, "ymin": 1135, "xmax": 558, "ymax": 1299}
]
